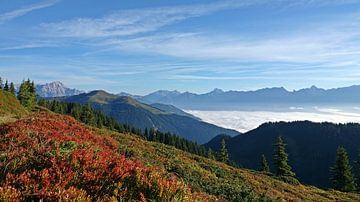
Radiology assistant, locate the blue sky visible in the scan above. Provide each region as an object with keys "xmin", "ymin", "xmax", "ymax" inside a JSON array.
[{"xmin": 1, "ymin": 0, "xmax": 360, "ymax": 94}]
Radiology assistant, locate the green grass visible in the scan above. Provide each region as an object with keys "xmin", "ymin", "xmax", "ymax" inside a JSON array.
[
  {"xmin": 0, "ymin": 90, "xmax": 28, "ymax": 123},
  {"xmin": 97, "ymin": 128, "xmax": 360, "ymax": 201}
]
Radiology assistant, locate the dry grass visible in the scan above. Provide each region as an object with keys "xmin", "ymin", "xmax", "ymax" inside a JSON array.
[{"xmin": 0, "ymin": 90, "xmax": 28, "ymax": 119}]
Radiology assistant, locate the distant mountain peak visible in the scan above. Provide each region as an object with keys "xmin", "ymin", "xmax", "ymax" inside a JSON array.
[
  {"xmin": 36, "ymin": 81, "xmax": 84, "ymax": 98},
  {"xmin": 210, "ymin": 88, "xmax": 224, "ymax": 94}
]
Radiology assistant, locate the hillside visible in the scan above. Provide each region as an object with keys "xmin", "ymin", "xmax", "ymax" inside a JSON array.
[
  {"xmin": 0, "ymin": 90, "xmax": 28, "ymax": 123},
  {"xmin": 62, "ymin": 90, "xmax": 240, "ymax": 143},
  {"xmin": 1, "ymin": 112, "xmax": 360, "ymax": 201},
  {"xmin": 206, "ymin": 121, "xmax": 360, "ymax": 188}
]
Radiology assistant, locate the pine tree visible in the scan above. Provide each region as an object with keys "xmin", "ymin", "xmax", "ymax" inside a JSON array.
[
  {"xmin": 0, "ymin": 77, "xmax": 3, "ymax": 90},
  {"xmin": 273, "ymin": 136, "xmax": 295, "ymax": 178},
  {"xmin": 207, "ymin": 148, "xmax": 216, "ymax": 160},
  {"xmin": 331, "ymin": 146, "xmax": 357, "ymax": 192},
  {"xmin": 219, "ymin": 138, "xmax": 229, "ymax": 163},
  {"xmin": 9, "ymin": 82, "xmax": 16, "ymax": 96},
  {"xmin": 260, "ymin": 154, "xmax": 270, "ymax": 173},
  {"xmin": 3, "ymin": 80, "xmax": 9, "ymax": 91},
  {"xmin": 18, "ymin": 79, "xmax": 37, "ymax": 109}
]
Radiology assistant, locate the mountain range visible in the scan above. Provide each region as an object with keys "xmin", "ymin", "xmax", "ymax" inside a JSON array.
[
  {"xmin": 60, "ymin": 90, "xmax": 240, "ymax": 143},
  {"xmin": 206, "ymin": 121, "xmax": 360, "ymax": 188},
  {"xmin": 131, "ymin": 85, "xmax": 360, "ymax": 110}
]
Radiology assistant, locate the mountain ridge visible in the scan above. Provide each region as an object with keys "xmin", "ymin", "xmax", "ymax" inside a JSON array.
[
  {"xmin": 60, "ymin": 90, "xmax": 240, "ymax": 143},
  {"xmin": 134, "ymin": 85, "xmax": 360, "ymax": 109}
]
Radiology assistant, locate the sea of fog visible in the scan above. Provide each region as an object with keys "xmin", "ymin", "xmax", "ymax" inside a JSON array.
[{"xmin": 185, "ymin": 106, "xmax": 360, "ymax": 133}]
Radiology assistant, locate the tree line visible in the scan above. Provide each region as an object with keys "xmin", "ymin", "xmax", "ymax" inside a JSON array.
[
  {"xmin": 0, "ymin": 77, "xmax": 16, "ymax": 96},
  {"xmin": 254, "ymin": 136, "xmax": 360, "ymax": 192},
  {"xmin": 0, "ymin": 77, "xmax": 37, "ymax": 109}
]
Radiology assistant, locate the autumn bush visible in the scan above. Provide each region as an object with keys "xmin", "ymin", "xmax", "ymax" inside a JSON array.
[{"xmin": 0, "ymin": 112, "xmax": 205, "ymax": 201}]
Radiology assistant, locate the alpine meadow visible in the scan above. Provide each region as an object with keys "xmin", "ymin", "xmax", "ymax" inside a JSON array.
[{"xmin": 2, "ymin": 0, "xmax": 360, "ymax": 201}]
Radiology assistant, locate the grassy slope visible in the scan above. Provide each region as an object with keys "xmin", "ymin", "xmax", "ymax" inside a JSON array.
[
  {"xmin": 0, "ymin": 101, "xmax": 359, "ymax": 201},
  {"xmin": 0, "ymin": 90, "xmax": 28, "ymax": 124},
  {"xmin": 101, "ymin": 128, "xmax": 360, "ymax": 201}
]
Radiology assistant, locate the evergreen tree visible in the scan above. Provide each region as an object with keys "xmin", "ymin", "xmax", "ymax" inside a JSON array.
[
  {"xmin": 3, "ymin": 80, "xmax": 9, "ymax": 91},
  {"xmin": 219, "ymin": 138, "xmax": 229, "ymax": 163},
  {"xmin": 273, "ymin": 136, "xmax": 295, "ymax": 178},
  {"xmin": 260, "ymin": 154, "xmax": 270, "ymax": 173},
  {"xmin": 18, "ymin": 79, "xmax": 37, "ymax": 109},
  {"xmin": 207, "ymin": 148, "xmax": 216, "ymax": 160},
  {"xmin": 9, "ymin": 82, "xmax": 16, "ymax": 96},
  {"xmin": 331, "ymin": 146, "xmax": 357, "ymax": 192},
  {"xmin": 0, "ymin": 77, "xmax": 3, "ymax": 90}
]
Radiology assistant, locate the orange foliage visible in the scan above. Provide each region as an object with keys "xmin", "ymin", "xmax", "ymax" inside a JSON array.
[{"xmin": 0, "ymin": 112, "xmax": 206, "ymax": 201}]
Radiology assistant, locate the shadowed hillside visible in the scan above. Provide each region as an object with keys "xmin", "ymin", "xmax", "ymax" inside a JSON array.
[{"xmin": 206, "ymin": 121, "xmax": 360, "ymax": 188}]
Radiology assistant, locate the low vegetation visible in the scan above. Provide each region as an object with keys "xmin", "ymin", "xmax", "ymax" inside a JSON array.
[
  {"xmin": 0, "ymin": 90, "xmax": 28, "ymax": 124},
  {"xmin": 1, "ymin": 78, "xmax": 360, "ymax": 201},
  {"xmin": 0, "ymin": 113, "xmax": 209, "ymax": 201}
]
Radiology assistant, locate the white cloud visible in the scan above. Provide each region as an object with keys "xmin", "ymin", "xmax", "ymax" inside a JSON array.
[
  {"xmin": 186, "ymin": 107, "xmax": 360, "ymax": 133},
  {"xmin": 40, "ymin": 0, "xmax": 360, "ymax": 39},
  {"xmin": 104, "ymin": 20, "xmax": 360, "ymax": 63},
  {"xmin": 40, "ymin": 0, "xmax": 260, "ymax": 38},
  {"xmin": 0, "ymin": 0, "xmax": 59, "ymax": 24}
]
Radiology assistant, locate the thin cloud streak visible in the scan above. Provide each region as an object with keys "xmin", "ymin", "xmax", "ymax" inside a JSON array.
[
  {"xmin": 40, "ymin": 0, "xmax": 359, "ymax": 39},
  {"xmin": 0, "ymin": 0, "xmax": 59, "ymax": 24},
  {"xmin": 40, "ymin": 0, "xmax": 264, "ymax": 38}
]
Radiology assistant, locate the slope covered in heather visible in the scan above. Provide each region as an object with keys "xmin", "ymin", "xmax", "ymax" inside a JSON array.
[{"xmin": 1, "ymin": 112, "xmax": 360, "ymax": 201}]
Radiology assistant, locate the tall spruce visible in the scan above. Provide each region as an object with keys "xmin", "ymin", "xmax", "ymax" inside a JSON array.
[
  {"xmin": 273, "ymin": 136, "xmax": 295, "ymax": 178},
  {"xmin": 9, "ymin": 82, "xmax": 16, "ymax": 96},
  {"xmin": 260, "ymin": 154, "xmax": 270, "ymax": 173},
  {"xmin": 3, "ymin": 80, "xmax": 9, "ymax": 91},
  {"xmin": 0, "ymin": 77, "xmax": 3, "ymax": 90},
  {"xmin": 219, "ymin": 138, "xmax": 229, "ymax": 163},
  {"xmin": 18, "ymin": 79, "xmax": 37, "ymax": 109},
  {"xmin": 331, "ymin": 146, "xmax": 357, "ymax": 192}
]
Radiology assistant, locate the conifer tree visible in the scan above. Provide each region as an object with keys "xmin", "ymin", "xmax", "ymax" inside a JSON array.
[
  {"xmin": 0, "ymin": 77, "xmax": 3, "ymax": 90},
  {"xmin": 3, "ymin": 80, "xmax": 9, "ymax": 91},
  {"xmin": 207, "ymin": 148, "xmax": 216, "ymax": 160},
  {"xmin": 219, "ymin": 138, "xmax": 229, "ymax": 163},
  {"xmin": 18, "ymin": 79, "xmax": 37, "ymax": 109},
  {"xmin": 9, "ymin": 82, "xmax": 16, "ymax": 96},
  {"xmin": 331, "ymin": 146, "xmax": 357, "ymax": 192},
  {"xmin": 273, "ymin": 136, "xmax": 295, "ymax": 178},
  {"xmin": 260, "ymin": 154, "xmax": 270, "ymax": 173}
]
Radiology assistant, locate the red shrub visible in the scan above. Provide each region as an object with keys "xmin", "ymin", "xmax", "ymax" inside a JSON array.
[{"xmin": 0, "ymin": 112, "xmax": 204, "ymax": 201}]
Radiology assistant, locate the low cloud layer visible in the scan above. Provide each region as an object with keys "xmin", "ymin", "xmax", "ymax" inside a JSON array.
[{"xmin": 186, "ymin": 107, "xmax": 360, "ymax": 133}]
